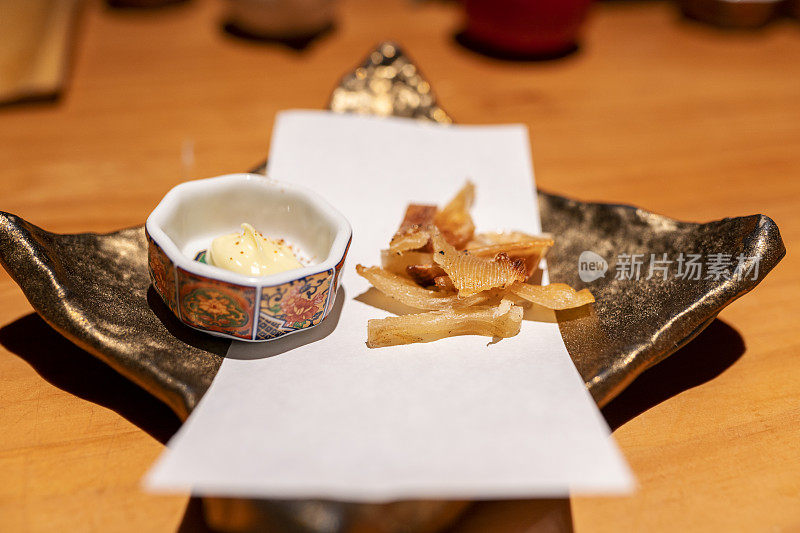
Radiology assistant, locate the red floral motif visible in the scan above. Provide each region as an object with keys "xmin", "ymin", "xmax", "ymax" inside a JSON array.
[
  {"xmin": 177, "ymin": 269, "xmax": 257, "ymax": 339},
  {"xmin": 281, "ymin": 285, "xmax": 326, "ymax": 326},
  {"xmin": 183, "ymin": 288, "xmax": 249, "ymax": 327},
  {"xmin": 148, "ymin": 240, "xmax": 176, "ymax": 308},
  {"xmin": 150, "ymin": 246, "xmax": 168, "ymax": 290}
]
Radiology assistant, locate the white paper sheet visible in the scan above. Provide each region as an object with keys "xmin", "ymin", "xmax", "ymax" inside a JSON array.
[{"xmin": 145, "ymin": 111, "xmax": 633, "ymax": 501}]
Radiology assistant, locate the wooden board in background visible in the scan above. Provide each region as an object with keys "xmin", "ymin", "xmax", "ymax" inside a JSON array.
[{"xmin": 0, "ymin": 0, "xmax": 81, "ymax": 105}]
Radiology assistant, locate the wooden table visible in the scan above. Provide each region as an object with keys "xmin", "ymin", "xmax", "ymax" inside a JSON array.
[{"xmin": 1, "ymin": 0, "xmax": 798, "ymax": 530}]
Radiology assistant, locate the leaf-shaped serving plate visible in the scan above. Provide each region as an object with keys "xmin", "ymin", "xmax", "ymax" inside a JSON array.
[{"xmin": 0, "ymin": 43, "xmax": 785, "ymax": 533}]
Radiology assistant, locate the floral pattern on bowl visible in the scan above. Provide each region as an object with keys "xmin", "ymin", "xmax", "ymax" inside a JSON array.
[
  {"xmin": 177, "ymin": 266, "xmax": 258, "ymax": 340},
  {"xmin": 147, "ymin": 232, "xmax": 178, "ymax": 316},
  {"xmin": 258, "ymin": 269, "xmax": 332, "ymax": 340},
  {"xmin": 145, "ymin": 173, "xmax": 352, "ymax": 342}
]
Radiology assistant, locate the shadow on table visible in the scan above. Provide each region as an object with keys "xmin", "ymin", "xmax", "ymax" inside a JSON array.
[
  {"xmin": 178, "ymin": 497, "xmax": 220, "ymax": 533},
  {"xmin": 0, "ymin": 313, "xmax": 744, "ymax": 533},
  {"xmin": 453, "ymin": 31, "xmax": 581, "ymax": 62},
  {"xmin": 601, "ymin": 318, "xmax": 745, "ymax": 431},
  {"xmin": 445, "ymin": 318, "xmax": 744, "ymax": 533},
  {"xmin": 0, "ymin": 313, "xmax": 181, "ymax": 444},
  {"xmin": 221, "ymin": 22, "xmax": 335, "ymax": 52},
  {"xmin": 447, "ymin": 498, "xmax": 574, "ymax": 533}
]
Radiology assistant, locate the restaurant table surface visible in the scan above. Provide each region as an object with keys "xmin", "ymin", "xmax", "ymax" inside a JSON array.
[{"xmin": 0, "ymin": 0, "xmax": 798, "ymax": 531}]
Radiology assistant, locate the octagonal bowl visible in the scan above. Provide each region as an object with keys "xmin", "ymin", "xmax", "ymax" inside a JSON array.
[{"xmin": 145, "ymin": 173, "xmax": 352, "ymax": 342}]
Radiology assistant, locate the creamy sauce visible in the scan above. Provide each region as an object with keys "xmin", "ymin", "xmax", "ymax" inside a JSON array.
[{"xmin": 206, "ymin": 223, "xmax": 303, "ymax": 276}]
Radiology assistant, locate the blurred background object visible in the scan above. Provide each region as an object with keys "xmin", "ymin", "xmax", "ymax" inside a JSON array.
[
  {"xmin": 460, "ymin": 0, "xmax": 594, "ymax": 58},
  {"xmin": 223, "ymin": 0, "xmax": 336, "ymax": 45},
  {"xmin": 677, "ymin": 0, "xmax": 784, "ymax": 28},
  {"xmin": 106, "ymin": 0, "xmax": 188, "ymax": 7},
  {"xmin": 330, "ymin": 42, "xmax": 452, "ymax": 123},
  {"xmin": 0, "ymin": 0, "xmax": 81, "ymax": 106},
  {"xmin": 791, "ymin": 0, "xmax": 800, "ymax": 19}
]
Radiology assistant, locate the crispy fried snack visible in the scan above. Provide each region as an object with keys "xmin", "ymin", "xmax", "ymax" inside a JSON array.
[
  {"xmin": 359, "ymin": 182, "xmax": 594, "ymax": 348},
  {"xmin": 509, "ymin": 282, "xmax": 595, "ymax": 310},
  {"xmin": 356, "ymin": 265, "xmax": 458, "ymax": 310},
  {"xmin": 380, "ymin": 250, "xmax": 434, "ymax": 276},
  {"xmin": 466, "ymin": 232, "xmax": 554, "ymax": 277},
  {"xmin": 388, "ymin": 204, "xmax": 437, "ymax": 253},
  {"xmin": 432, "ymin": 232, "xmax": 527, "ymax": 297},
  {"xmin": 433, "ymin": 181, "xmax": 475, "ymax": 249},
  {"xmin": 405, "ymin": 263, "xmax": 446, "ymax": 286},
  {"xmin": 398, "ymin": 204, "xmax": 437, "ymax": 233},
  {"xmin": 366, "ymin": 300, "xmax": 522, "ymax": 348}
]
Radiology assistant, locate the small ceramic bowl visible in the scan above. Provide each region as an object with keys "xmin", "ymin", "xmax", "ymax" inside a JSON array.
[{"xmin": 145, "ymin": 173, "xmax": 352, "ymax": 342}]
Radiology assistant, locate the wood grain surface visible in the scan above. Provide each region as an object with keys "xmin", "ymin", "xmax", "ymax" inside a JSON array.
[{"xmin": 0, "ymin": 0, "xmax": 798, "ymax": 531}]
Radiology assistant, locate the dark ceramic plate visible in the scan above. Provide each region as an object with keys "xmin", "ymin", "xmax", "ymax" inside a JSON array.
[{"xmin": 0, "ymin": 43, "xmax": 784, "ymax": 532}]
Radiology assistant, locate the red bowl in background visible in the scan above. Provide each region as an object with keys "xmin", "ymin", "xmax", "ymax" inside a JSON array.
[{"xmin": 463, "ymin": 0, "xmax": 594, "ymax": 57}]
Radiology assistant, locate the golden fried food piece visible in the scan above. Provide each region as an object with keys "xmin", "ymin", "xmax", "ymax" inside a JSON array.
[
  {"xmin": 389, "ymin": 227, "xmax": 432, "ymax": 254},
  {"xmin": 434, "ymin": 181, "xmax": 475, "ymax": 249},
  {"xmin": 366, "ymin": 300, "xmax": 523, "ymax": 348},
  {"xmin": 359, "ymin": 181, "xmax": 594, "ymax": 348},
  {"xmin": 509, "ymin": 282, "xmax": 595, "ymax": 310},
  {"xmin": 466, "ymin": 232, "xmax": 554, "ymax": 277},
  {"xmin": 432, "ymin": 232, "xmax": 527, "ymax": 297},
  {"xmin": 380, "ymin": 250, "xmax": 434, "ymax": 276},
  {"xmin": 406, "ymin": 263, "xmax": 446, "ymax": 286},
  {"xmin": 388, "ymin": 204, "xmax": 437, "ymax": 253},
  {"xmin": 356, "ymin": 265, "xmax": 458, "ymax": 310}
]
